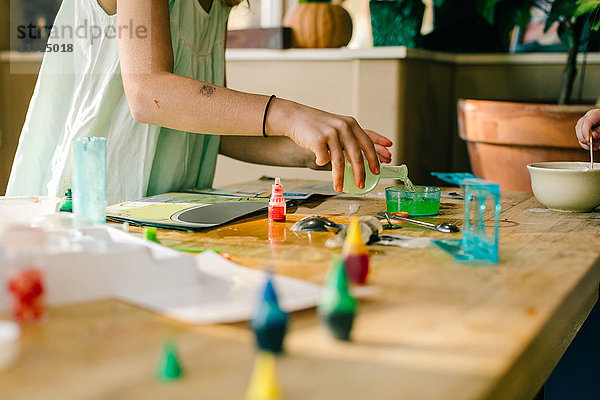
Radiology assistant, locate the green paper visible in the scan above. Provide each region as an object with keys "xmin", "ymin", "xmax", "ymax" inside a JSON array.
[
  {"xmin": 156, "ymin": 340, "xmax": 183, "ymax": 381},
  {"xmin": 318, "ymin": 257, "xmax": 357, "ymax": 316}
]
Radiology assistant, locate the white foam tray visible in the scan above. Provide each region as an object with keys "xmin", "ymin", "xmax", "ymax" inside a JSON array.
[{"xmin": 0, "ymin": 227, "xmax": 322, "ymax": 324}]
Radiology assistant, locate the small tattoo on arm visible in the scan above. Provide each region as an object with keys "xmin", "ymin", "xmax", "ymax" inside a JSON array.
[
  {"xmin": 154, "ymin": 99, "xmax": 161, "ymax": 109},
  {"xmin": 199, "ymin": 85, "xmax": 215, "ymax": 98}
]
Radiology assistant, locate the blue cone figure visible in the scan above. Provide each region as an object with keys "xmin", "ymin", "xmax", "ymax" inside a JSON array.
[{"xmin": 251, "ymin": 276, "xmax": 289, "ymax": 353}]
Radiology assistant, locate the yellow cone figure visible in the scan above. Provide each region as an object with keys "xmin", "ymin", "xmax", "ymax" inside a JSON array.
[{"xmin": 246, "ymin": 352, "xmax": 282, "ymax": 400}]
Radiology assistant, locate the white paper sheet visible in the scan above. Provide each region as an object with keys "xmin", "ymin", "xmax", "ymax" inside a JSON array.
[{"xmin": 117, "ymin": 251, "xmax": 323, "ymax": 324}]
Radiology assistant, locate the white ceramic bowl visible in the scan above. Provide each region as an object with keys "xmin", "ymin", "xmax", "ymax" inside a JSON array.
[
  {"xmin": 527, "ymin": 162, "xmax": 600, "ymax": 212},
  {"xmin": 0, "ymin": 196, "xmax": 61, "ymax": 228}
]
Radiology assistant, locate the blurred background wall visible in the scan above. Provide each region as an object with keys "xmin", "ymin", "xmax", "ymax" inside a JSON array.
[{"xmin": 1, "ymin": 0, "xmax": 600, "ymax": 194}]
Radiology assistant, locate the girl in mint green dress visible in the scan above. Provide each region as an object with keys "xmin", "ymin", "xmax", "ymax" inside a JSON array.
[{"xmin": 7, "ymin": 0, "xmax": 392, "ymax": 205}]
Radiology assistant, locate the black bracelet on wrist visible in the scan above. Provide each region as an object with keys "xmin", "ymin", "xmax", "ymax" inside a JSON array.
[{"xmin": 262, "ymin": 95, "xmax": 276, "ymax": 138}]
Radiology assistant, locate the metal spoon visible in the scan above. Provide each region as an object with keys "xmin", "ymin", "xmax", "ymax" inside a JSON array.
[
  {"xmin": 291, "ymin": 216, "xmax": 345, "ymax": 232},
  {"xmin": 381, "ymin": 212, "xmax": 402, "ymax": 230},
  {"xmin": 377, "ymin": 212, "xmax": 460, "ymax": 233}
]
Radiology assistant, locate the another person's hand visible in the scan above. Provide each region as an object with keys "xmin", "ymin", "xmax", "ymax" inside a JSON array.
[
  {"xmin": 267, "ymin": 99, "xmax": 393, "ymax": 192},
  {"xmin": 576, "ymin": 108, "xmax": 600, "ymax": 150}
]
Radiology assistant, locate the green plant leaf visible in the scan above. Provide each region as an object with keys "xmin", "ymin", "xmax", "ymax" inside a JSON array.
[
  {"xmin": 574, "ymin": 0, "xmax": 600, "ymax": 16},
  {"xmin": 476, "ymin": 0, "xmax": 505, "ymax": 25},
  {"xmin": 546, "ymin": 0, "xmax": 578, "ymax": 32},
  {"xmin": 468, "ymin": 0, "xmax": 596, "ymax": 105},
  {"xmin": 514, "ymin": 0, "xmax": 535, "ymax": 28},
  {"xmin": 491, "ymin": 0, "xmax": 533, "ymax": 41}
]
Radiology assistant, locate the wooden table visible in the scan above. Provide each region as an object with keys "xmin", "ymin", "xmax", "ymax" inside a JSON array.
[{"xmin": 2, "ymin": 185, "xmax": 599, "ymax": 400}]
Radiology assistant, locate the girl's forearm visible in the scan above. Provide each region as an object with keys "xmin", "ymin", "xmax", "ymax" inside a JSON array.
[
  {"xmin": 124, "ymin": 72, "xmax": 287, "ymax": 137},
  {"xmin": 116, "ymin": 0, "xmax": 389, "ymax": 192},
  {"xmin": 219, "ymin": 136, "xmax": 329, "ymax": 169}
]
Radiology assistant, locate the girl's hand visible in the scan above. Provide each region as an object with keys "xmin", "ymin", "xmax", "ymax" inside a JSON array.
[
  {"xmin": 576, "ymin": 109, "xmax": 600, "ymax": 150},
  {"xmin": 266, "ymin": 99, "xmax": 393, "ymax": 192},
  {"xmin": 368, "ymin": 130, "xmax": 393, "ymax": 164},
  {"xmin": 304, "ymin": 129, "xmax": 392, "ymax": 169}
]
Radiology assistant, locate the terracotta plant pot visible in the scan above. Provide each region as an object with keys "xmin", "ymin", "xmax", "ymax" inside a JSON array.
[{"xmin": 458, "ymin": 99, "xmax": 596, "ymax": 191}]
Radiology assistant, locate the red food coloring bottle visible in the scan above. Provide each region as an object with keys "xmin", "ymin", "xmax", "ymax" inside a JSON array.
[{"xmin": 268, "ymin": 178, "xmax": 286, "ymax": 222}]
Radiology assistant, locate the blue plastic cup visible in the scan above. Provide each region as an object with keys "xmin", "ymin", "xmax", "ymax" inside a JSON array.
[{"xmin": 72, "ymin": 137, "xmax": 107, "ymax": 224}]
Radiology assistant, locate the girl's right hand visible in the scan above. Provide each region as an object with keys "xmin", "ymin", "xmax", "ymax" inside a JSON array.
[
  {"xmin": 266, "ymin": 98, "xmax": 393, "ymax": 192},
  {"xmin": 576, "ymin": 108, "xmax": 600, "ymax": 150}
]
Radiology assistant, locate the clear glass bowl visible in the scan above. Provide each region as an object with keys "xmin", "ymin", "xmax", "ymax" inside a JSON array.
[{"xmin": 385, "ymin": 186, "xmax": 441, "ymax": 216}]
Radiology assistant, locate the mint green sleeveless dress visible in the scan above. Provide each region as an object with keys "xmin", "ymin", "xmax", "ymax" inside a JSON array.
[{"xmin": 6, "ymin": 0, "xmax": 230, "ymax": 205}]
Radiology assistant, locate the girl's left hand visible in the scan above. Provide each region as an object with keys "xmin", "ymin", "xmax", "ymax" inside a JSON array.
[
  {"xmin": 306, "ymin": 129, "xmax": 392, "ymax": 170},
  {"xmin": 267, "ymin": 99, "xmax": 393, "ymax": 191},
  {"xmin": 368, "ymin": 130, "xmax": 393, "ymax": 164}
]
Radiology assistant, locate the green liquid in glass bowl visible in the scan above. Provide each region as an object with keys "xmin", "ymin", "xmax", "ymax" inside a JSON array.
[{"xmin": 385, "ymin": 186, "xmax": 441, "ymax": 216}]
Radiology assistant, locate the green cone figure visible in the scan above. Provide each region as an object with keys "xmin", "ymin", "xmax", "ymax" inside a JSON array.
[
  {"xmin": 318, "ymin": 256, "xmax": 357, "ymax": 341},
  {"xmin": 156, "ymin": 339, "xmax": 183, "ymax": 381},
  {"xmin": 59, "ymin": 188, "xmax": 72, "ymax": 212},
  {"xmin": 144, "ymin": 227, "xmax": 160, "ymax": 244}
]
